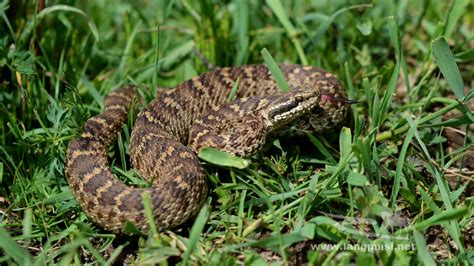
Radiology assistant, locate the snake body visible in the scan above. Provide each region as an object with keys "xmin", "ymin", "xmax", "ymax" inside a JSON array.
[{"xmin": 66, "ymin": 64, "xmax": 349, "ymax": 231}]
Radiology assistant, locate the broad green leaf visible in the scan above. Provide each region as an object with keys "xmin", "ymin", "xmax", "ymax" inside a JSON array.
[
  {"xmin": 346, "ymin": 171, "xmax": 369, "ymax": 186},
  {"xmin": 432, "ymin": 37, "xmax": 465, "ymax": 100},
  {"xmin": 198, "ymin": 147, "xmax": 250, "ymax": 169},
  {"xmin": 339, "ymin": 127, "xmax": 352, "ymax": 160},
  {"xmin": 356, "ymin": 20, "xmax": 373, "ymax": 36}
]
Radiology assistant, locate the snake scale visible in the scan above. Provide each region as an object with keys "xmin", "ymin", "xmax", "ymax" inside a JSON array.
[{"xmin": 66, "ymin": 64, "xmax": 350, "ymax": 232}]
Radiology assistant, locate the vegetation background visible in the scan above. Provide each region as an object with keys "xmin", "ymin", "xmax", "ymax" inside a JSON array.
[{"xmin": 0, "ymin": 0, "xmax": 472, "ymax": 264}]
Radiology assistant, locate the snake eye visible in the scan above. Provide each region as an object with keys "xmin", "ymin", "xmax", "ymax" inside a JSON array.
[{"xmin": 267, "ymin": 101, "xmax": 298, "ymax": 119}]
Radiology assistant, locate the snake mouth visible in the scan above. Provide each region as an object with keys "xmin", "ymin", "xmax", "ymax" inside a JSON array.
[{"xmin": 321, "ymin": 93, "xmax": 358, "ymax": 105}]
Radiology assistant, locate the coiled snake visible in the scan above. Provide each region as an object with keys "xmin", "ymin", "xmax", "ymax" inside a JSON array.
[{"xmin": 66, "ymin": 64, "xmax": 350, "ymax": 232}]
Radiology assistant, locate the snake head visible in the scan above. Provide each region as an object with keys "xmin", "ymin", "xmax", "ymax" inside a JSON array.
[
  {"xmin": 295, "ymin": 82, "xmax": 354, "ymax": 134},
  {"xmin": 262, "ymin": 86, "xmax": 322, "ymax": 132},
  {"xmin": 265, "ymin": 78, "xmax": 356, "ymax": 134}
]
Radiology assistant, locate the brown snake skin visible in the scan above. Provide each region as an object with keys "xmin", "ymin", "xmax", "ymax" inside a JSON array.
[{"xmin": 66, "ymin": 64, "xmax": 349, "ymax": 232}]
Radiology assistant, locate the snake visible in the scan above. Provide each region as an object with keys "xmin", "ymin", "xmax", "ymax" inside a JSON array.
[{"xmin": 66, "ymin": 64, "xmax": 350, "ymax": 232}]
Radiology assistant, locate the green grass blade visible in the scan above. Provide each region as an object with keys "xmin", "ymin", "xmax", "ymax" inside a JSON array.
[
  {"xmin": 237, "ymin": 189, "xmax": 247, "ymax": 238},
  {"xmin": 423, "ymin": 112, "xmax": 474, "ymax": 128},
  {"xmin": 443, "ymin": 0, "xmax": 470, "ymax": 40},
  {"xmin": 20, "ymin": 4, "xmax": 99, "ymax": 43},
  {"xmin": 234, "ymin": 0, "xmax": 249, "ymax": 65},
  {"xmin": 390, "ymin": 116, "xmax": 418, "ymax": 207},
  {"xmin": 305, "ymin": 132, "xmax": 337, "ymax": 165},
  {"xmin": 266, "ymin": 0, "xmax": 308, "ymax": 64},
  {"xmin": 182, "ymin": 204, "xmax": 209, "ymax": 265},
  {"xmin": 159, "ymin": 40, "xmax": 196, "ymax": 70},
  {"xmin": 228, "ymin": 77, "xmax": 240, "ymax": 101},
  {"xmin": 141, "ymin": 191, "xmax": 158, "ymax": 235},
  {"xmin": 0, "ymin": 162, "xmax": 3, "ymax": 184},
  {"xmin": 266, "ymin": 0, "xmax": 296, "ymax": 35},
  {"xmin": 377, "ymin": 17, "xmax": 401, "ymax": 127},
  {"xmin": 413, "ymin": 230, "xmax": 436, "ymax": 266},
  {"xmin": 118, "ymin": 21, "xmax": 141, "ymax": 74},
  {"xmin": 261, "ymin": 48, "xmax": 290, "ymax": 92},
  {"xmin": 117, "ymin": 134, "xmax": 127, "ymax": 170},
  {"xmin": 152, "ymin": 24, "xmax": 161, "ymax": 95},
  {"xmin": 0, "ymin": 1, "xmax": 16, "ymax": 41},
  {"xmin": 414, "ymin": 207, "xmax": 467, "ymax": 231},
  {"xmin": 81, "ymin": 77, "xmax": 104, "ymax": 107},
  {"xmin": 388, "ymin": 16, "xmax": 401, "ymax": 56},
  {"xmin": 0, "ymin": 226, "xmax": 34, "ymax": 264},
  {"xmin": 22, "ymin": 208, "xmax": 32, "ymax": 247},
  {"xmin": 411, "ymin": 120, "xmax": 465, "ymax": 252},
  {"xmin": 455, "ymin": 48, "xmax": 474, "ymax": 62},
  {"xmin": 309, "ymin": 4, "xmax": 372, "ymax": 49}
]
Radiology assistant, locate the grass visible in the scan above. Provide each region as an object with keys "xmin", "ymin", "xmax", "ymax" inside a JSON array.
[{"xmin": 0, "ymin": 0, "xmax": 473, "ymax": 264}]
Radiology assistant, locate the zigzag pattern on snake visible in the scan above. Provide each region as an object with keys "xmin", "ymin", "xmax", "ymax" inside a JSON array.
[{"xmin": 66, "ymin": 64, "xmax": 349, "ymax": 232}]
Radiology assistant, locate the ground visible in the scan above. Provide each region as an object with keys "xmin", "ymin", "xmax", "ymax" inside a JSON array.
[{"xmin": 0, "ymin": 0, "xmax": 473, "ymax": 265}]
